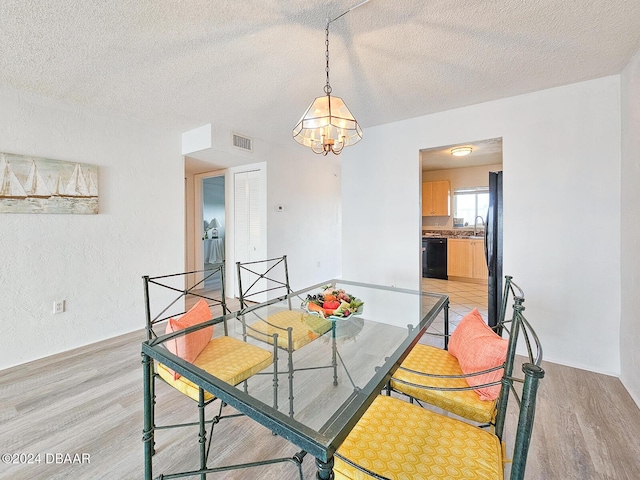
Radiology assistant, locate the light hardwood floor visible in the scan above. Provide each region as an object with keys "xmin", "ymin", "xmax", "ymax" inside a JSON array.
[{"xmin": 1, "ymin": 286, "xmax": 639, "ymax": 479}]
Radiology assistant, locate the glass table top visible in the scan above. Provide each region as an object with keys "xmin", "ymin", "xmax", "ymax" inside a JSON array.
[{"xmin": 142, "ymin": 279, "xmax": 448, "ymax": 462}]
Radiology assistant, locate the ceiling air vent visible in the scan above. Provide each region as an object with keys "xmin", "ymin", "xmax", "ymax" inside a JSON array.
[{"xmin": 232, "ymin": 133, "xmax": 253, "ymax": 152}]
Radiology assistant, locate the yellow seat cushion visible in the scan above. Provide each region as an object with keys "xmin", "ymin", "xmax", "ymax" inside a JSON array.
[
  {"xmin": 157, "ymin": 335, "xmax": 273, "ymax": 402},
  {"xmin": 390, "ymin": 344, "xmax": 497, "ymax": 424},
  {"xmin": 335, "ymin": 395, "xmax": 503, "ymax": 480},
  {"xmin": 247, "ymin": 309, "xmax": 332, "ymax": 351}
]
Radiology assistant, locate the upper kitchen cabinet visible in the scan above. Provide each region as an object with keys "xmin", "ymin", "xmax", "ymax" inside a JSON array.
[{"xmin": 422, "ymin": 180, "xmax": 450, "ymax": 216}]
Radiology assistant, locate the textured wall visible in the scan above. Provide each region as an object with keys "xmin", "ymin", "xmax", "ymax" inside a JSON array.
[
  {"xmin": 342, "ymin": 76, "xmax": 622, "ymax": 375},
  {"xmin": 0, "ymin": 87, "xmax": 184, "ymax": 370},
  {"xmin": 620, "ymin": 48, "xmax": 640, "ymax": 407},
  {"xmin": 266, "ymin": 148, "xmax": 342, "ymax": 290}
]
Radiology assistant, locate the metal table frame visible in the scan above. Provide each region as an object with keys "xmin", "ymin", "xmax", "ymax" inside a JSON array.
[{"xmin": 142, "ymin": 279, "xmax": 449, "ymax": 479}]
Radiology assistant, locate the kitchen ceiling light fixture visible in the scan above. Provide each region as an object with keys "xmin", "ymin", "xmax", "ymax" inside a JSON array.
[
  {"xmin": 293, "ymin": 3, "xmax": 368, "ymax": 155},
  {"xmin": 451, "ymin": 146, "xmax": 473, "ymax": 156}
]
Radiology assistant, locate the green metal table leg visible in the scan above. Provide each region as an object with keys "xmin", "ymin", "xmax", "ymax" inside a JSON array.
[
  {"xmin": 272, "ymin": 334, "xmax": 279, "ymax": 410},
  {"xmin": 287, "ymin": 327, "xmax": 295, "ymax": 417},
  {"xmin": 444, "ymin": 298, "xmax": 450, "ymax": 350},
  {"xmin": 316, "ymin": 456, "xmax": 334, "ymax": 480},
  {"xmin": 332, "ymin": 322, "xmax": 338, "ymax": 386},
  {"xmin": 142, "ymin": 352, "xmax": 154, "ymax": 480},
  {"xmin": 198, "ymin": 388, "xmax": 207, "ymax": 480}
]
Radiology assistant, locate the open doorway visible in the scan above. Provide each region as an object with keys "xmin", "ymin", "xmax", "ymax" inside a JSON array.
[
  {"xmin": 420, "ymin": 138, "xmax": 503, "ymax": 327},
  {"xmin": 185, "ymin": 167, "xmax": 226, "ymax": 294},
  {"xmin": 202, "ymin": 175, "xmax": 225, "ymax": 289}
]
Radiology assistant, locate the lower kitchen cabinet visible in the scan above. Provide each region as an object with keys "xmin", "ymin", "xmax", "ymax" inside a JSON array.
[
  {"xmin": 447, "ymin": 239, "xmax": 472, "ymax": 277},
  {"xmin": 470, "ymin": 240, "xmax": 488, "ymax": 280},
  {"xmin": 447, "ymin": 238, "xmax": 488, "ymax": 282}
]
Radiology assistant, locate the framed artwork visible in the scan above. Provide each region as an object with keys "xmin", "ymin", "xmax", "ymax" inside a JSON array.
[{"xmin": 0, "ymin": 151, "xmax": 98, "ymax": 214}]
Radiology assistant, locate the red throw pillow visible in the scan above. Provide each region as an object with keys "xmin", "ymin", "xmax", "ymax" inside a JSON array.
[
  {"xmin": 164, "ymin": 298, "xmax": 213, "ymax": 380},
  {"xmin": 448, "ymin": 309, "xmax": 508, "ymax": 400}
]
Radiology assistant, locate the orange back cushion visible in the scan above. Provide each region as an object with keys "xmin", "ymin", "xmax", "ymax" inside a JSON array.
[
  {"xmin": 165, "ymin": 298, "xmax": 214, "ymax": 380},
  {"xmin": 448, "ymin": 309, "xmax": 508, "ymax": 400}
]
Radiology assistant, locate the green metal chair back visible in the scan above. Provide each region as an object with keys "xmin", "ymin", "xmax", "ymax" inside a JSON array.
[
  {"xmin": 143, "ymin": 262, "xmax": 228, "ymax": 340},
  {"xmin": 493, "ymin": 277, "xmax": 545, "ymax": 479},
  {"xmin": 236, "ymin": 255, "xmax": 292, "ymax": 310}
]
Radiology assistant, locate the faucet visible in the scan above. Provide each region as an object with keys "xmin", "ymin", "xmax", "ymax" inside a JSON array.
[{"xmin": 474, "ymin": 216, "xmax": 485, "ymax": 236}]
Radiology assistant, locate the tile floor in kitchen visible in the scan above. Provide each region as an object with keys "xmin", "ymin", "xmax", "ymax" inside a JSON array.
[{"xmin": 420, "ymin": 277, "xmax": 488, "ymax": 347}]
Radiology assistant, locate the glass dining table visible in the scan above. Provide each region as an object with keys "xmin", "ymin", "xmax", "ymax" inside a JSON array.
[{"xmin": 141, "ymin": 279, "xmax": 449, "ymax": 479}]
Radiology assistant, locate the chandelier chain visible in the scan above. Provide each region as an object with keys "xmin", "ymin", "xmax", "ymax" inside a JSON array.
[
  {"xmin": 293, "ymin": 1, "xmax": 368, "ymax": 154},
  {"xmin": 324, "ymin": 24, "xmax": 332, "ymax": 95}
]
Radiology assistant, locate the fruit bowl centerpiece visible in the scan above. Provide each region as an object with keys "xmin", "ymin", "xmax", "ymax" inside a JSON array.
[{"xmin": 301, "ymin": 285, "xmax": 364, "ymax": 320}]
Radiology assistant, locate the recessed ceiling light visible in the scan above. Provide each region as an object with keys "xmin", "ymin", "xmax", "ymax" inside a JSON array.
[{"xmin": 451, "ymin": 147, "xmax": 472, "ymax": 156}]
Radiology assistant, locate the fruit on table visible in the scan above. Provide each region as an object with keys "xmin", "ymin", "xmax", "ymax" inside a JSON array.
[
  {"xmin": 323, "ymin": 300, "xmax": 341, "ymax": 310},
  {"xmin": 305, "ymin": 287, "xmax": 364, "ymax": 318},
  {"xmin": 306, "ymin": 302, "xmax": 325, "ymax": 315}
]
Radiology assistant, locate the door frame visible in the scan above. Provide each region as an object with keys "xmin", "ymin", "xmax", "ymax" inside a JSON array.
[{"xmin": 192, "ymin": 169, "xmax": 226, "ymax": 288}]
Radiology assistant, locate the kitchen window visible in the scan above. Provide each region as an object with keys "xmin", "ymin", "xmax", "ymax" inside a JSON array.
[{"xmin": 454, "ymin": 187, "xmax": 489, "ymax": 227}]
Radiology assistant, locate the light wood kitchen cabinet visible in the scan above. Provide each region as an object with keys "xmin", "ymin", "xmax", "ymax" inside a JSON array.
[
  {"xmin": 470, "ymin": 239, "xmax": 488, "ymax": 280},
  {"xmin": 447, "ymin": 237, "xmax": 488, "ymax": 282},
  {"xmin": 422, "ymin": 180, "xmax": 450, "ymax": 216},
  {"xmin": 447, "ymin": 239, "xmax": 472, "ymax": 277}
]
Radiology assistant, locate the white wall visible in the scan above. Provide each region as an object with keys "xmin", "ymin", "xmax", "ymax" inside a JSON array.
[
  {"xmin": 620, "ymin": 47, "xmax": 640, "ymax": 405},
  {"xmin": 266, "ymin": 146, "xmax": 342, "ymax": 290},
  {"xmin": 343, "ymin": 76, "xmax": 622, "ymax": 375},
  {"xmin": 0, "ymin": 87, "xmax": 184, "ymax": 370}
]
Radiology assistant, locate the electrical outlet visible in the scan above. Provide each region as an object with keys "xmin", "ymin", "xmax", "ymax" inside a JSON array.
[{"xmin": 53, "ymin": 300, "xmax": 65, "ymax": 314}]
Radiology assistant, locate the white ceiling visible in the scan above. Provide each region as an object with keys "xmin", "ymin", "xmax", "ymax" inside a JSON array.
[
  {"xmin": 421, "ymin": 137, "xmax": 502, "ymax": 171},
  {"xmin": 2, "ymin": 1, "xmax": 639, "ymax": 160}
]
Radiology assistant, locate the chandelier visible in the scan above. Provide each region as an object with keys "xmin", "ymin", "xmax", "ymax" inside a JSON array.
[{"xmin": 292, "ymin": 20, "xmax": 363, "ymax": 155}]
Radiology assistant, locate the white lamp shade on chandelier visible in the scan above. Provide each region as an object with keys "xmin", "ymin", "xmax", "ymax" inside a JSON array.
[{"xmin": 293, "ymin": 94, "xmax": 363, "ymax": 155}]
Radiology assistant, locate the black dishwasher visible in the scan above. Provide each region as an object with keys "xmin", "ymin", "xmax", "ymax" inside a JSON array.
[{"xmin": 422, "ymin": 237, "xmax": 448, "ymax": 280}]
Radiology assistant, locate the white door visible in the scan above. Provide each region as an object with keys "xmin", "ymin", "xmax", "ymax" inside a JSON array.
[{"xmin": 234, "ymin": 169, "xmax": 266, "ymax": 300}]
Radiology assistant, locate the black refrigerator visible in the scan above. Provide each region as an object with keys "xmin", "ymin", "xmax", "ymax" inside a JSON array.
[{"xmin": 485, "ymin": 171, "xmax": 503, "ymax": 328}]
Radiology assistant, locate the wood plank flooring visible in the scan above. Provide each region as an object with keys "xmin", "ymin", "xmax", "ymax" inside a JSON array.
[{"xmin": 1, "ymin": 289, "xmax": 640, "ymax": 479}]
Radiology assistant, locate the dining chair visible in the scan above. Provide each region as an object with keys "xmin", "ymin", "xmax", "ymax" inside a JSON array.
[
  {"xmin": 388, "ymin": 275, "xmax": 521, "ymax": 427},
  {"xmin": 333, "ymin": 286, "xmax": 544, "ymax": 480},
  {"xmin": 236, "ymin": 255, "xmax": 336, "ymax": 416},
  {"xmin": 143, "ymin": 263, "xmax": 304, "ymax": 479}
]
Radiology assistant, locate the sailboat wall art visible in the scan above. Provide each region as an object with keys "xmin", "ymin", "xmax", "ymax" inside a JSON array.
[{"xmin": 0, "ymin": 151, "xmax": 98, "ymax": 214}]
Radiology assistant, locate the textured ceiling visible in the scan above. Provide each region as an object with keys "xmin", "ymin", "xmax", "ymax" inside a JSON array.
[
  {"xmin": 1, "ymin": 0, "xmax": 639, "ymax": 154},
  {"xmin": 422, "ymin": 138, "xmax": 503, "ymax": 171}
]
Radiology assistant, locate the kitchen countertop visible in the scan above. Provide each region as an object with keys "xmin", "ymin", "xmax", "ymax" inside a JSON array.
[{"xmin": 423, "ymin": 230, "xmax": 485, "ymax": 239}]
